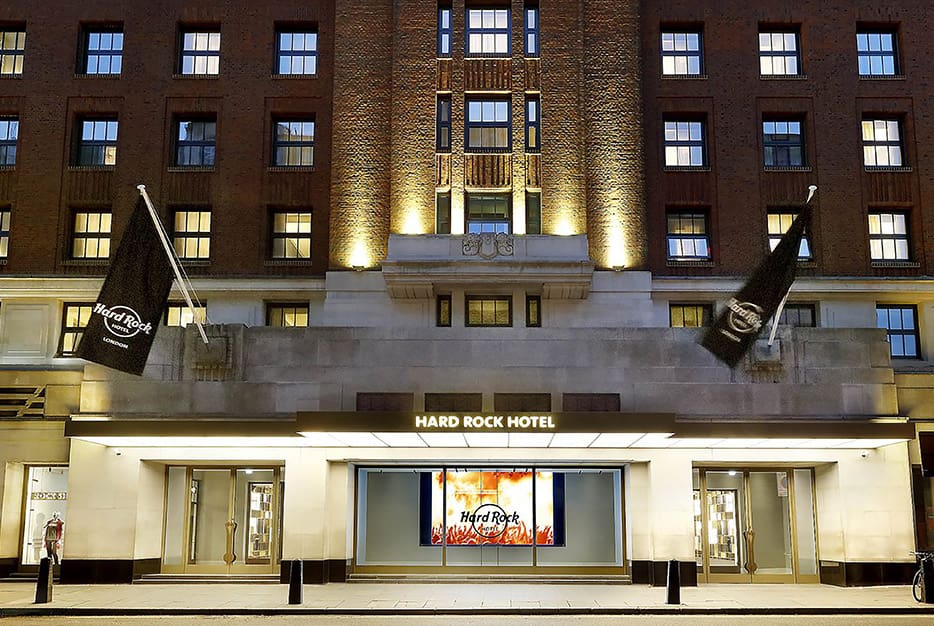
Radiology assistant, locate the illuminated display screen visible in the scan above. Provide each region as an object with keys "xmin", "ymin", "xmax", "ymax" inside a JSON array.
[{"xmin": 419, "ymin": 470, "xmax": 565, "ymax": 546}]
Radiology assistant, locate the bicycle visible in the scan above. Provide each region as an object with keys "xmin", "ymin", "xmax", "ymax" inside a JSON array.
[{"xmin": 911, "ymin": 551, "xmax": 934, "ymax": 602}]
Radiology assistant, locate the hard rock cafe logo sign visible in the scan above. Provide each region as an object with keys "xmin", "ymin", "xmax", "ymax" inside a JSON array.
[
  {"xmin": 93, "ymin": 303, "xmax": 154, "ymax": 349},
  {"xmin": 726, "ymin": 298, "xmax": 764, "ymax": 335},
  {"xmin": 461, "ymin": 503, "xmax": 519, "ymax": 539}
]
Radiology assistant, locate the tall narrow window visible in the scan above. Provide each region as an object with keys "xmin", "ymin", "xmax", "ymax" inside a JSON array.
[
  {"xmin": 276, "ymin": 29, "xmax": 317, "ymax": 75},
  {"xmin": 466, "ymin": 193, "xmax": 510, "ymax": 234},
  {"xmin": 267, "ymin": 303, "xmax": 309, "ymax": 327},
  {"xmin": 76, "ymin": 119, "xmax": 118, "ymax": 166},
  {"xmin": 71, "ymin": 211, "xmax": 112, "ymax": 259},
  {"xmin": 0, "ymin": 207, "xmax": 9, "ymax": 258},
  {"xmin": 179, "ymin": 29, "xmax": 220, "ymax": 75},
  {"xmin": 0, "ymin": 29, "xmax": 25, "ymax": 76},
  {"xmin": 663, "ymin": 119, "xmax": 706, "ymax": 167},
  {"xmin": 525, "ymin": 5, "xmax": 539, "ymax": 57},
  {"xmin": 857, "ymin": 30, "xmax": 898, "ymax": 76},
  {"xmin": 666, "ymin": 211, "xmax": 710, "ymax": 260},
  {"xmin": 465, "ymin": 295, "xmax": 512, "ymax": 327},
  {"xmin": 436, "ymin": 294, "xmax": 452, "ymax": 327},
  {"xmin": 271, "ymin": 211, "xmax": 312, "ymax": 259},
  {"xmin": 436, "ymin": 95, "xmax": 451, "ymax": 153},
  {"xmin": 173, "ymin": 210, "xmax": 211, "ymax": 260},
  {"xmin": 759, "ymin": 29, "xmax": 801, "ymax": 76},
  {"xmin": 58, "ymin": 304, "xmax": 94, "ymax": 356},
  {"xmin": 175, "ymin": 118, "xmax": 216, "ymax": 167},
  {"xmin": 763, "ymin": 119, "xmax": 805, "ymax": 167},
  {"xmin": 82, "ymin": 27, "xmax": 123, "ymax": 75},
  {"xmin": 661, "ymin": 30, "xmax": 702, "ymax": 76},
  {"xmin": 466, "ymin": 8, "xmax": 510, "ymax": 57},
  {"xmin": 466, "ymin": 99, "xmax": 511, "ymax": 152},
  {"xmin": 862, "ymin": 118, "xmax": 903, "ymax": 167},
  {"xmin": 525, "ymin": 191, "xmax": 541, "ymax": 235},
  {"xmin": 768, "ymin": 211, "xmax": 811, "ymax": 260},
  {"xmin": 526, "ymin": 294, "xmax": 541, "ymax": 327},
  {"xmin": 0, "ymin": 117, "xmax": 17, "ymax": 166},
  {"xmin": 868, "ymin": 211, "xmax": 909, "ymax": 261},
  {"xmin": 436, "ymin": 192, "xmax": 451, "ymax": 234},
  {"xmin": 272, "ymin": 119, "xmax": 315, "ymax": 167},
  {"xmin": 525, "ymin": 96, "xmax": 540, "ymax": 152},
  {"xmin": 438, "ymin": 7, "xmax": 452, "ymax": 58},
  {"xmin": 876, "ymin": 304, "xmax": 920, "ymax": 358}
]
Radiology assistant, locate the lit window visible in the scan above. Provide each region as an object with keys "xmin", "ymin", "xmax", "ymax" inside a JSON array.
[
  {"xmin": 0, "ymin": 117, "xmax": 17, "ymax": 165},
  {"xmin": 466, "ymin": 99, "xmax": 511, "ymax": 152},
  {"xmin": 276, "ymin": 30, "xmax": 317, "ymax": 75},
  {"xmin": 466, "ymin": 8, "xmax": 510, "ymax": 57},
  {"xmin": 271, "ymin": 211, "xmax": 311, "ymax": 259},
  {"xmin": 179, "ymin": 30, "xmax": 220, "ymax": 75},
  {"xmin": 57, "ymin": 303, "xmax": 93, "ymax": 356},
  {"xmin": 759, "ymin": 30, "xmax": 800, "ymax": 76},
  {"xmin": 525, "ymin": 6, "xmax": 539, "ymax": 57},
  {"xmin": 175, "ymin": 118, "xmax": 216, "ymax": 167},
  {"xmin": 173, "ymin": 210, "xmax": 211, "ymax": 260},
  {"xmin": 663, "ymin": 119, "xmax": 705, "ymax": 167},
  {"xmin": 525, "ymin": 96, "xmax": 540, "ymax": 152},
  {"xmin": 670, "ymin": 303, "xmax": 712, "ymax": 328},
  {"xmin": 437, "ymin": 294, "xmax": 452, "ymax": 326},
  {"xmin": 868, "ymin": 212, "xmax": 909, "ymax": 261},
  {"xmin": 661, "ymin": 31, "xmax": 702, "ymax": 76},
  {"xmin": 82, "ymin": 27, "xmax": 123, "ymax": 75},
  {"xmin": 763, "ymin": 119, "xmax": 805, "ymax": 167},
  {"xmin": 862, "ymin": 118, "xmax": 903, "ymax": 167},
  {"xmin": 0, "ymin": 208, "xmax": 9, "ymax": 258},
  {"xmin": 71, "ymin": 211, "xmax": 112, "ymax": 259},
  {"xmin": 0, "ymin": 30, "xmax": 25, "ymax": 76},
  {"xmin": 76, "ymin": 119, "xmax": 118, "ymax": 166},
  {"xmin": 465, "ymin": 295, "xmax": 511, "ymax": 327},
  {"xmin": 267, "ymin": 303, "xmax": 309, "ymax": 327},
  {"xmin": 272, "ymin": 119, "xmax": 315, "ymax": 167},
  {"xmin": 438, "ymin": 8, "xmax": 452, "ymax": 58},
  {"xmin": 767, "ymin": 211, "xmax": 811, "ymax": 259},
  {"xmin": 876, "ymin": 304, "xmax": 920, "ymax": 358},
  {"xmin": 857, "ymin": 30, "xmax": 898, "ymax": 76},
  {"xmin": 466, "ymin": 193, "xmax": 510, "ymax": 234},
  {"xmin": 526, "ymin": 294, "xmax": 541, "ymax": 327},
  {"xmin": 436, "ymin": 96, "xmax": 451, "ymax": 153},
  {"xmin": 164, "ymin": 303, "xmax": 207, "ymax": 327},
  {"xmin": 666, "ymin": 211, "xmax": 710, "ymax": 260},
  {"xmin": 777, "ymin": 303, "xmax": 816, "ymax": 327}
]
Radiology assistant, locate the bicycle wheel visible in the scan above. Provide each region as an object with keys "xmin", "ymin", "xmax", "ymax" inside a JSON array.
[{"xmin": 913, "ymin": 568, "xmax": 924, "ymax": 602}]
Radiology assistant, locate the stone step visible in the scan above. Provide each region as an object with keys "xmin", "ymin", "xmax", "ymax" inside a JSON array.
[
  {"xmin": 348, "ymin": 573, "xmax": 631, "ymax": 585},
  {"xmin": 137, "ymin": 574, "xmax": 280, "ymax": 584}
]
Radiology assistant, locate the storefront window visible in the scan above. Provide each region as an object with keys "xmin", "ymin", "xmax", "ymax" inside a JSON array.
[{"xmin": 21, "ymin": 466, "xmax": 68, "ymax": 565}]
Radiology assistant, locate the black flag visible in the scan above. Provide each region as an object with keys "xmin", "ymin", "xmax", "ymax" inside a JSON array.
[
  {"xmin": 701, "ymin": 196, "xmax": 814, "ymax": 368},
  {"xmin": 76, "ymin": 196, "xmax": 175, "ymax": 375}
]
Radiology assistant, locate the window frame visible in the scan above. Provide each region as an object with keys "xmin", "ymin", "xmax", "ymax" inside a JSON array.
[
  {"xmin": 57, "ymin": 303, "xmax": 94, "ymax": 357},
  {"xmin": 663, "ymin": 118, "xmax": 706, "ymax": 168},
  {"xmin": 465, "ymin": 7, "xmax": 511, "ymax": 58},
  {"xmin": 777, "ymin": 303, "xmax": 816, "ymax": 328},
  {"xmin": 762, "ymin": 118, "xmax": 805, "ymax": 168},
  {"xmin": 174, "ymin": 117, "xmax": 217, "ymax": 167},
  {"xmin": 0, "ymin": 207, "xmax": 10, "ymax": 259},
  {"xmin": 669, "ymin": 303, "xmax": 713, "ymax": 328},
  {"xmin": 857, "ymin": 29, "xmax": 899, "ymax": 77},
  {"xmin": 524, "ymin": 5, "xmax": 540, "ymax": 57},
  {"xmin": 70, "ymin": 209, "xmax": 112, "ymax": 259},
  {"xmin": 163, "ymin": 302, "xmax": 207, "ymax": 327},
  {"xmin": 266, "ymin": 302, "xmax": 310, "ymax": 328},
  {"xmin": 436, "ymin": 192, "xmax": 451, "ymax": 235},
  {"xmin": 861, "ymin": 117, "xmax": 904, "ymax": 168},
  {"xmin": 465, "ymin": 97, "xmax": 512, "ymax": 153},
  {"xmin": 438, "ymin": 7, "xmax": 452, "ymax": 58},
  {"xmin": 172, "ymin": 208, "xmax": 212, "ymax": 260},
  {"xmin": 526, "ymin": 294, "xmax": 541, "ymax": 328},
  {"xmin": 275, "ymin": 28, "xmax": 318, "ymax": 76},
  {"xmin": 271, "ymin": 118, "xmax": 315, "ymax": 168},
  {"xmin": 465, "ymin": 192, "xmax": 511, "ymax": 234},
  {"xmin": 465, "ymin": 294, "xmax": 512, "ymax": 327},
  {"xmin": 868, "ymin": 210, "xmax": 910, "ymax": 261},
  {"xmin": 436, "ymin": 294, "xmax": 452, "ymax": 327},
  {"xmin": 525, "ymin": 95, "xmax": 540, "ymax": 153},
  {"xmin": 876, "ymin": 304, "xmax": 921, "ymax": 359},
  {"xmin": 270, "ymin": 210, "xmax": 312, "ymax": 260},
  {"xmin": 758, "ymin": 28, "xmax": 801, "ymax": 77},
  {"xmin": 80, "ymin": 25, "xmax": 124, "ymax": 76},
  {"xmin": 525, "ymin": 191, "xmax": 541, "ymax": 235},
  {"xmin": 660, "ymin": 29, "xmax": 703, "ymax": 76},
  {"xmin": 767, "ymin": 210, "xmax": 812, "ymax": 260},
  {"xmin": 436, "ymin": 95, "xmax": 452, "ymax": 153},
  {"xmin": 0, "ymin": 117, "xmax": 17, "ymax": 166},
  {"xmin": 75, "ymin": 118, "xmax": 118, "ymax": 166},
  {"xmin": 666, "ymin": 210, "xmax": 710, "ymax": 260},
  {"xmin": 178, "ymin": 28, "xmax": 221, "ymax": 76},
  {"xmin": 0, "ymin": 29, "xmax": 26, "ymax": 76}
]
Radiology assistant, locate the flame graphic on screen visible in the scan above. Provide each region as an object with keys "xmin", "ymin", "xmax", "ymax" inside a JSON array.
[{"xmin": 431, "ymin": 471, "xmax": 554, "ymax": 545}]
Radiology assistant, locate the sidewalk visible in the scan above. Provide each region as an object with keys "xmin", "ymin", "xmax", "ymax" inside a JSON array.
[{"xmin": 1, "ymin": 582, "xmax": 933, "ymax": 616}]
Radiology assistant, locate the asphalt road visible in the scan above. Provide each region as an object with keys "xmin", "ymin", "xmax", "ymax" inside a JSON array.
[{"xmin": 6, "ymin": 617, "xmax": 934, "ymax": 625}]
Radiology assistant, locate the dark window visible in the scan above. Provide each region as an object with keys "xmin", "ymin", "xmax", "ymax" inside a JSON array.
[
  {"xmin": 438, "ymin": 7, "xmax": 452, "ymax": 58},
  {"xmin": 767, "ymin": 211, "xmax": 811, "ymax": 259},
  {"xmin": 271, "ymin": 211, "xmax": 312, "ymax": 259},
  {"xmin": 525, "ymin": 191, "xmax": 541, "ymax": 235},
  {"xmin": 466, "ymin": 98, "xmax": 511, "ymax": 152},
  {"xmin": 525, "ymin": 95, "xmax": 540, "ymax": 152},
  {"xmin": 862, "ymin": 118, "xmax": 903, "ymax": 167},
  {"xmin": 759, "ymin": 29, "xmax": 800, "ymax": 76},
  {"xmin": 436, "ymin": 95, "xmax": 451, "ymax": 152},
  {"xmin": 466, "ymin": 193, "xmax": 510, "ymax": 234},
  {"xmin": 57, "ymin": 303, "xmax": 94, "ymax": 356},
  {"xmin": 71, "ymin": 211, "xmax": 112, "ymax": 259},
  {"xmin": 179, "ymin": 29, "xmax": 220, "ymax": 75},
  {"xmin": 494, "ymin": 393, "xmax": 551, "ymax": 412},
  {"xmin": 868, "ymin": 211, "xmax": 909, "ymax": 261},
  {"xmin": 763, "ymin": 119, "xmax": 805, "ymax": 167},
  {"xmin": 777, "ymin": 303, "xmax": 816, "ymax": 327},
  {"xmin": 563, "ymin": 393, "xmax": 621, "ymax": 412},
  {"xmin": 175, "ymin": 118, "xmax": 216, "ymax": 167},
  {"xmin": 666, "ymin": 211, "xmax": 710, "ymax": 260},
  {"xmin": 436, "ymin": 192, "xmax": 451, "ymax": 234},
  {"xmin": 526, "ymin": 295, "xmax": 541, "ymax": 327},
  {"xmin": 466, "ymin": 8, "xmax": 510, "ymax": 57},
  {"xmin": 525, "ymin": 5, "xmax": 539, "ymax": 57},
  {"xmin": 425, "ymin": 392, "xmax": 481, "ymax": 412},
  {"xmin": 276, "ymin": 29, "xmax": 317, "ymax": 75},
  {"xmin": 273, "ymin": 119, "xmax": 315, "ymax": 167},
  {"xmin": 173, "ymin": 210, "xmax": 211, "ymax": 260},
  {"xmin": 857, "ymin": 30, "xmax": 898, "ymax": 76},
  {"xmin": 465, "ymin": 295, "xmax": 511, "ymax": 327},
  {"xmin": 0, "ymin": 207, "xmax": 9, "ymax": 258},
  {"xmin": 0, "ymin": 117, "xmax": 17, "ymax": 165},
  {"xmin": 876, "ymin": 304, "xmax": 920, "ymax": 358},
  {"xmin": 670, "ymin": 303, "xmax": 712, "ymax": 328},
  {"xmin": 76, "ymin": 119, "xmax": 118, "ymax": 166},
  {"xmin": 266, "ymin": 303, "xmax": 309, "ymax": 327},
  {"xmin": 436, "ymin": 294, "xmax": 452, "ymax": 327},
  {"xmin": 82, "ymin": 27, "xmax": 123, "ymax": 75},
  {"xmin": 661, "ymin": 30, "xmax": 702, "ymax": 76},
  {"xmin": 0, "ymin": 29, "xmax": 25, "ymax": 76},
  {"xmin": 357, "ymin": 392, "xmax": 415, "ymax": 411},
  {"xmin": 164, "ymin": 302, "xmax": 207, "ymax": 327},
  {"xmin": 663, "ymin": 119, "xmax": 705, "ymax": 167}
]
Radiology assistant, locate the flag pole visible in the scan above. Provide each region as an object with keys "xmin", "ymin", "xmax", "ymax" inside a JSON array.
[
  {"xmin": 767, "ymin": 185, "xmax": 818, "ymax": 346},
  {"xmin": 136, "ymin": 184, "xmax": 209, "ymax": 345}
]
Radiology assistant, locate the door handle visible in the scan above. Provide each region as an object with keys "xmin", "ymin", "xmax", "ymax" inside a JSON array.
[
  {"xmin": 224, "ymin": 519, "xmax": 237, "ymax": 565},
  {"xmin": 743, "ymin": 527, "xmax": 757, "ymax": 574}
]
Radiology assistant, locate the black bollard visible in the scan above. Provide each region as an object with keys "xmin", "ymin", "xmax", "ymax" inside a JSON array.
[
  {"xmin": 288, "ymin": 559, "xmax": 303, "ymax": 605},
  {"xmin": 666, "ymin": 559, "xmax": 680, "ymax": 605},
  {"xmin": 35, "ymin": 557, "xmax": 52, "ymax": 604},
  {"xmin": 923, "ymin": 557, "xmax": 934, "ymax": 604}
]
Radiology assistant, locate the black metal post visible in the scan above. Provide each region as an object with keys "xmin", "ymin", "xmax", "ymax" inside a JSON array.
[
  {"xmin": 923, "ymin": 557, "xmax": 934, "ymax": 604},
  {"xmin": 35, "ymin": 557, "xmax": 52, "ymax": 604},
  {"xmin": 666, "ymin": 559, "xmax": 681, "ymax": 605},
  {"xmin": 288, "ymin": 559, "xmax": 303, "ymax": 605}
]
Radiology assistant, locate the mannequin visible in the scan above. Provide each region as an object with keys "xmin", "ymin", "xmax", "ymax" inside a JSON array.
[{"xmin": 43, "ymin": 511, "xmax": 64, "ymax": 565}]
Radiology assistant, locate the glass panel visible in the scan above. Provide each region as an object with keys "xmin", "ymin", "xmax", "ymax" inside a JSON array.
[
  {"xmin": 793, "ymin": 469, "xmax": 817, "ymax": 576},
  {"xmin": 21, "ymin": 466, "xmax": 69, "ymax": 565},
  {"xmin": 748, "ymin": 471, "xmax": 793, "ymax": 576},
  {"xmin": 693, "ymin": 469, "xmax": 703, "ymax": 570},
  {"xmin": 704, "ymin": 471, "xmax": 744, "ymax": 574},
  {"xmin": 189, "ymin": 469, "xmax": 231, "ymax": 566},
  {"xmin": 162, "ymin": 467, "xmax": 188, "ymax": 566},
  {"xmin": 235, "ymin": 469, "xmax": 275, "ymax": 565}
]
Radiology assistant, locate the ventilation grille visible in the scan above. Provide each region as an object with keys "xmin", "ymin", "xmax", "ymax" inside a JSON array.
[{"xmin": 0, "ymin": 386, "xmax": 46, "ymax": 418}]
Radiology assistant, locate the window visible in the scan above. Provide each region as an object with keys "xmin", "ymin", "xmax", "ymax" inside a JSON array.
[
  {"xmin": 0, "ymin": 117, "xmax": 17, "ymax": 165},
  {"xmin": 763, "ymin": 119, "xmax": 805, "ymax": 167},
  {"xmin": 271, "ymin": 211, "xmax": 311, "ymax": 259},
  {"xmin": 661, "ymin": 30, "xmax": 702, "ymax": 76},
  {"xmin": 356, "ymin": 392, "xmax": 414, "ymax": 411},
  {"xmin": 876, "ymin": 304, "xmax": 920, "ymax": 358},
  {"xmin": 82, "ymin": 27, "xmax": 123, "ymax": 75},
  {"xmin": 759, "ymin": 29, "xmax": 800, "ymax": 76},
  {"xmin": 425, "ymin": 393, "xmax": 481, "ymax": 412},
  {"xmin": 666, "ymin": 211, "xmax": 710, "ymax": 260},
  {"xmin": 777, "ymin": 303, "xmax": 816, "ymax": 327},
  {"xmin": 76, "ymin": 119, "xmax": 118, "ymax": 166},
  {"xmin": 438, "ymin": 7, "xmax": 452, "ymax": 58},
  {"xmin": 466, "ymin": 193, "xmax": 510, "ymax": 234},
  {"xmin": 563, "ymin": 393, "xmax": 621, "ymax": 412},
  {"xmin": 494, "ymin": 392, "xmax": 550, "ymax": 411},
  {"xmin": 525, "ymin": 191, "xmax": 541, "ymax": 235},
  {"xmin": 466, "ymin": 8, "xmax": 510, "ymax": 57},
  {"xmin": 466, "ymin": 99, "xmax": 511, "ymax": 152},
  {"xmin": 862, "ymin": 118, "xmax": 903, "ymax": 167},
  {"xmin": 0, "ymin": 29, "xmax": 25, "ymax": 76},
  {"xmin": 465, "ymin": 295, "xmax": 511, "ymax": 327},
  {"xmin": 276, "ymin": 29, "xmax": 317, "ymax": 75},
  {"xmin": 768, "ymin": 211, "xmax": 812, "ymax": 260},
  {"xmin": 525, "ymin": 95, "xmax": 540, "ymax": 152},
  {"xmin": 267, "ymin": 303, "xmax": 309, "ymax": 327},
  {"xmin": 179, "ymin": 29, "xmax": 220, "ymax": 75},
  {"xmin": 436, "ymin": 192, "xmax": 451, "ymax": 234},
  {"xmin": 272, "ymin": 119, "xmax": 315, "ymax": 167},
  {"xmin": 526, "ymin": 294, "xmax": 541, "ymax": 327},
  {"xmin": 670, "ymin": 303, "xmax": 712, "ymax": 328},
  {"xmin": 663, "ymin": 119, "xmax": 705, "ymax": 167},
  {"xmin": 0, "ymin": 207, "xmax": 9, "ymax": 258},
  {"xmin": 175, "ymin": 118, "xmax": 216, "ymax": 167},
  {"xmin": 857, "ymin": 30, "xmax": 898, "ymax": 76},
  {"xmin": 173, "ymin": 210, "xmax": 211, "ymax": 260},
  {"xmin": 868, "ymin": 211, "xmax": 909, "ymax": 261},
  {"xmin": 436, "ymin": 96, "xmax": 451, "ymax": 153},
  {"xmin": 525, "ymin": 5, "xmax": 539, "ymax": 57},
  {"xmin": 71, "ymin": 211, "xmax": 111, "ymax": 259},
  {"xmin": 58, "ymin": 303, "xmax": 93, "ymax": 356},
  {"xmin": 164, "ymin": 302, "xmax": 207, "ymax": 327},
  {"xmin": 436, "ymin": 294, "xmax": 452, "ymax": 327}
]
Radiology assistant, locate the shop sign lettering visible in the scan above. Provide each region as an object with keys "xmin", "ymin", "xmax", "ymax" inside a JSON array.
[{"xmin": 414, "ymin": 414, "xmax": 556, "ymax": 430}]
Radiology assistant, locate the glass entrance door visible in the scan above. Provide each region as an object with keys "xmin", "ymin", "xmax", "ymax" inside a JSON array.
[{"xmin": 162, "ymin": 466, "xmax": 283, "ymax": 574}]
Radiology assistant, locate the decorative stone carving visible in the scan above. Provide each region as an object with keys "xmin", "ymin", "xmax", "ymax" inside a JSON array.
[{"xmin": 462, "ymin": 232, "xmax": 514, "ymax": 259}]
